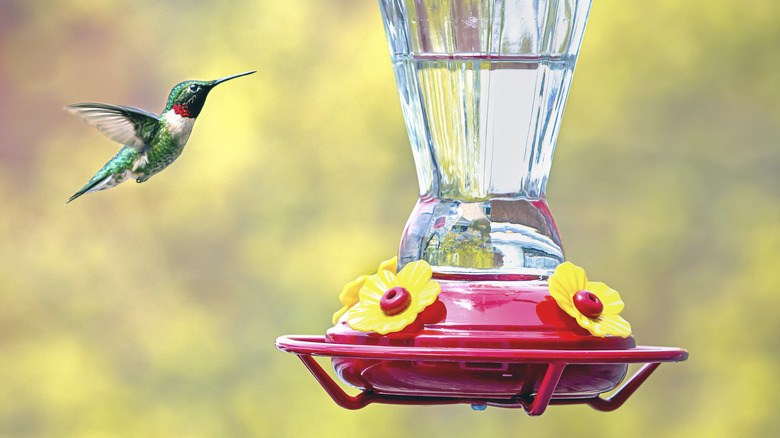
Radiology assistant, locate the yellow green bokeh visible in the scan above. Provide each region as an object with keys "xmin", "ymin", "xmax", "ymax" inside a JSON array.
[{"xmin": 0, "ymin": 0, "xmax": 778, "ymax": 436}]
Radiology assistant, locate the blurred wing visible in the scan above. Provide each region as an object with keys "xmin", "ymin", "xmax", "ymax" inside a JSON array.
[{"xmin": 65, "ymin": 102, "xmax": 160, "ymax": 152}]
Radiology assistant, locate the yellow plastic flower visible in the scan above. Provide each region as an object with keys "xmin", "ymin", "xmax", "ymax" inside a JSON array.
[
  {"xmin": 347, "ymin": 260, "xmax": 441, "ymax": 334},
  {"xmin": 548, "ymin": 262, "xmax": 632, "ymax": 338},
  {"xmin": 332, "ymin": 257, "xmax": 397, "ymax": 324}
]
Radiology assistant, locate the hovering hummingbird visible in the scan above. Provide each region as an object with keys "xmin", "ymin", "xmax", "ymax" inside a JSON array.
[{"xmin": 64, "ymin": 71, "xmax": 256, "ymax": 204}]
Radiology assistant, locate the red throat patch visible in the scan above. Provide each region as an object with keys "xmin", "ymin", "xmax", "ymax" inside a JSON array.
[{"xmin": 172, "ymin": 104, "xmax": 192, "ymax": 118}]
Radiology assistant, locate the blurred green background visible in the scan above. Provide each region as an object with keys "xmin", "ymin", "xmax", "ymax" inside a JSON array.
[{"xmin": 1, "ymin": 0, "xmax": 778, "ymax": 436}]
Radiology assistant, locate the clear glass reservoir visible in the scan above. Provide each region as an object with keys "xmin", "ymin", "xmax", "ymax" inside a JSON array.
[{"xmin": 379, "ymin": 0, "xmax": 593, "ymax": 276}]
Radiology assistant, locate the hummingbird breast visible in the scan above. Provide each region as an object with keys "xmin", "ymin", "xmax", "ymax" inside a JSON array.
[
  {"xmin": 163, "ymin": 110, "xmax": 196, "ymax": 143},
  {"xmin": 134, "ymin": 111, "xmax": 196, "ymax": 181}
]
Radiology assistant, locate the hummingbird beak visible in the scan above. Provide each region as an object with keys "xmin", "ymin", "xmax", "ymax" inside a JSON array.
[{"xmin": 212, "ymin": 71, "xmax": 256, "ymax": 86}]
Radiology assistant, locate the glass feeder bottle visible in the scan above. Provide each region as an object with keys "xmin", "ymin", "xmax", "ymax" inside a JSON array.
[{"xmin": 382, "ymin": 0, "xmax": 593, "ymax": 276}]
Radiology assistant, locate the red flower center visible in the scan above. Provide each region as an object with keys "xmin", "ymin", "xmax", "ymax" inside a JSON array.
[
  {"xmin": 380, "ymin": 286, "xmax": 412, "ymax": 316},
  {"xmin": 573, "ymin": 290, "xmax": 603, "ymax": 318}
]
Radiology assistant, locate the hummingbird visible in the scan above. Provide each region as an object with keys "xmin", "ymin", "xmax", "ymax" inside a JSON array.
[{"xmin": 65, "ymin": 70, "xmax": 256, "ymax": 204}]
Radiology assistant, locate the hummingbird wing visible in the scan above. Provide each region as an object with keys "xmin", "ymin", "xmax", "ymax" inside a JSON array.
[{"xmin": 65, "ymin": 102, "xmax": 160, "ymax": 152}]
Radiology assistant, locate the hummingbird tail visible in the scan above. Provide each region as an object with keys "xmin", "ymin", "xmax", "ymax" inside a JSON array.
[
  {"xmin": 66, "ymin": 175, "xmax": 111, "ymax": 204},
  {"xmin": 66, "ymin": 146, "xmax": 139, "ymax": 204},
  {"xmin": 66, "ymin": 168, "xmax": 133, "ymax": 204}
]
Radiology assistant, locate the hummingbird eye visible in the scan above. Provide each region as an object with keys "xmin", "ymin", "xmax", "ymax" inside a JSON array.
[{"xmin": 188, "ymin": 84, "xmax": 199, "ymax": 92}]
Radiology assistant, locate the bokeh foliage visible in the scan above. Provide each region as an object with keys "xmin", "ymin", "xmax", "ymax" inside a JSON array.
[{"xmin": 0, "ymin": 0, "xmax": 778, "ymax": 436}]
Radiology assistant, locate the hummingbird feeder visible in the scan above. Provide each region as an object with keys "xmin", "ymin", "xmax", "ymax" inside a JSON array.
[{"xmin": 276, "ymin": 0, "xmax": 687, "ymax": 416}]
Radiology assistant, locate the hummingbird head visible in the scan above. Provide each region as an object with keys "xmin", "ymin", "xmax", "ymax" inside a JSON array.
[{"xmin": 164, "ymin": 71, "xmax": 256, "ymax": 118}]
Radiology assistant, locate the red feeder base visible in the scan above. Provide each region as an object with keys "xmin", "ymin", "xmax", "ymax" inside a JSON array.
[
  {"xmin": 276, "ymin": 335, "xmax": 687, "ymax": 415},
  {"xmin": 276, "ymin": 278, "xmax": 687, "ymax": 415}
]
